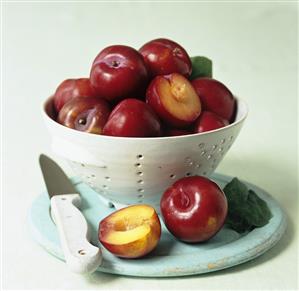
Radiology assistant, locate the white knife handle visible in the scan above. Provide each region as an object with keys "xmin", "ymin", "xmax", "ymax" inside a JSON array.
[{"xmin": 50, "ymin": 194, "xmax": 102, "ymax": 274}]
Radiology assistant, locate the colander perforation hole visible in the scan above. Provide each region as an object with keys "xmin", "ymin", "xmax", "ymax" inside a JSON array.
[
  {"xmin": 198, "ymin": 143, "xmax": 205, "ymax": 148},
  {"xmin": 137, "ymin": 180, "xmax": 144, "ymax": 184},
  {"xmin": 170, "ymin": 174, "xmax": 176, "ymax": 179},
  {"xmin": 135, "ymin": 163, "xmax": 142, "ymax": 168},
  {"xmin": 221, "ymin": 138, "xmax": 226, "ymax": 144},
  {"xmin": 230, "ymin": 135, "xmax": 234, "ymax": 141},
  {"xmin": 105, "ymin": 176, "xmax": 111, "ymax": 181},
  {"xmin": 186, "ymin": 172, "xmax": 192, "ymax": 177},
  {"xmin": 195, "ymin": 164, "xmax": 201, "ymax": 169},
  {"xmin": 137, "ymin": 154, "xmax": 144, "ymax": 160},
  {"xmin": 200, "ymin": 150, "xmax": 206, "ymax": 156},
  {"xmin": 81, "ymin": 163, "xmax": 85, "ymax": 167},
  {"xmin": 91, "ymin": 174, "xmax": 95, "ymax": 178},
  {"xmin": 137, "ymin": 193, "xmax": 144, "ymax": 203},
  {"xmin": 138, "ymin": 189, "xmax": 144, "ymax": 193},
  {"xmin": 203, "ymin": 171, "xmax": 207, "ymax": 175},
  {"xmin": 212, "ymin": 145, "xmax": 217, "ymax": 151},
  {"xmin": 207, "ymin": 154, "xmax": 213, "ymax": 160},
  {"xmin": 102, "ymin": 185, "xmax": 108, "ymax": 189},
  {"xmin": 218, "ymin": 147, "xmax": 224, "ymax": 152},
  {"xmin": 137, "ymin": 171, "xmax": 143, "ymax": 176},
  {"xmin": 78, "ymin": 249, "xmax": 86, "ymax": 255}
]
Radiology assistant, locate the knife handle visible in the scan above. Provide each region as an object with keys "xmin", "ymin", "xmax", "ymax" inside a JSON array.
[{"xmin": 50, "ymin": 194, "xmax": 102, "ymax": 274}]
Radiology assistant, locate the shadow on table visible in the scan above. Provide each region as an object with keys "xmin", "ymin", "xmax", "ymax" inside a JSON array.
[{"xmin": 180, "ymin": 210, "xmax": 295, "ymax": 279}]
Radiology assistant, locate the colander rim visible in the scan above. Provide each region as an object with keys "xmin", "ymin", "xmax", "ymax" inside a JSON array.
[{"xmin": 42, "ymin": 95, "xmax": 248, "ymax": 141}]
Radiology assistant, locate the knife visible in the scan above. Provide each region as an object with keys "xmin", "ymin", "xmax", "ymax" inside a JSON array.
[{"xmin": 39, "ymin": 154, "xmax": 102, "ymax": 274}]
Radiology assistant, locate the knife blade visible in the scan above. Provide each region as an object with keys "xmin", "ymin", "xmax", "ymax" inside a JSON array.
[
  {"xmin": 39, "ymin": 154, "xmax": 77, "ymax": 197},
  {"xmin": 39, "ymin": 154, "xmax": 102, "ymax": 274}
]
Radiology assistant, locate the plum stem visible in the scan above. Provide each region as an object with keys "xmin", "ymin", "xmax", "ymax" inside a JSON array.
[
  {"xmin": 111, "ymin": 60, "xmax": 120, "ymax": 68},
  {"xmin": 78, "ymin": 118, "xmax": 86, "ymax": 125}
]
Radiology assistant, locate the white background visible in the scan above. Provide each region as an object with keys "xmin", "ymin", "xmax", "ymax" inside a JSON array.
[{"xmin": 2, "ymin": 2, "xmax": 298, "ymax": 290}]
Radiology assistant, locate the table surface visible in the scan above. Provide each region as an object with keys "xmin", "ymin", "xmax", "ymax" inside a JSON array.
[{"xmin": 2, "ymin": 2, "xmax": 298, "ymax": 290}]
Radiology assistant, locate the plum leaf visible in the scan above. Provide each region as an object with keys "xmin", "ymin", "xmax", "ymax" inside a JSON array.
[
  {"xmin": 190, "ymin": 56, "xmax": 213, "ymax": 79},
  {"xmin": 223, "ymin": 178, "xmax": 272, "ymax": 233}
]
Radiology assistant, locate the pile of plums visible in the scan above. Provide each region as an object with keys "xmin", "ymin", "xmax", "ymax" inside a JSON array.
[{"xmin": 53, "ymin": 38, "xmax": 236, "ymax": 137}]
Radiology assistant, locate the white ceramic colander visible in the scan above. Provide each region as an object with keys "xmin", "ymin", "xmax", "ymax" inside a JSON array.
[{"xmin": 43, "ymin": 97, "xmax": 248, "ymax": 211}]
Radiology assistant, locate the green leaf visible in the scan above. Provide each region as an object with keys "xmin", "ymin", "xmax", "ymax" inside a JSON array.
[
  {"xmin": 223, "ymin": 178, "xmax": 272, "ymax": 233},
  {"xmin": 246, "ymin": 190, "xmax": 272, "ymax": 227},
  {"xmin": 226, "ymin": 214, "xmax": 252, "ymax": 233},
  {"xmin": 190, "ymin": 56, "xmax": 213, "ymax": 80}
]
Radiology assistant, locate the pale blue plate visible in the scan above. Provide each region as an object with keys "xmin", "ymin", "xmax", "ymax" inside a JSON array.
[{"xmin": 28, "ymin": 173, "xmax": 286, "ymax": 277}]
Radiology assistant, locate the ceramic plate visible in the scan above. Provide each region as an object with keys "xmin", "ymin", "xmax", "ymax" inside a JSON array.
[{"xmin": 28, "ymin": 173, "xmax": 286, "ymax": 277}]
